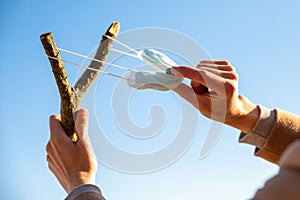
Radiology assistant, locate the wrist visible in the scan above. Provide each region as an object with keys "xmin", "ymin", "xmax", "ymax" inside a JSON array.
[
  {"xmin": 226, "ymin": 95, "xmax": 260, "ymax": 133},
  {"xmin": 67, "ymin": 173, "xmax": 96, "ymax": 194}
]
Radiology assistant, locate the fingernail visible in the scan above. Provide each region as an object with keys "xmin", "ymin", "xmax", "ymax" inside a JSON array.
[{"xmin": 171, "ymin": 67, "xmax": 184, "ymax": 77}]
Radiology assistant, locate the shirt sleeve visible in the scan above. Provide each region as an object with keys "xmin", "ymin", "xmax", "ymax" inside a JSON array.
[
  {"xmin": 240, "ymin": 106, "xmax": 300, "ymax": 164},
  {"xmin": 239, "ymin": 105, "xmax": 276, "ymax": 149},
  {"xmin": 65, "ymin": 184, "xmax": 105, "ymax": 200}
]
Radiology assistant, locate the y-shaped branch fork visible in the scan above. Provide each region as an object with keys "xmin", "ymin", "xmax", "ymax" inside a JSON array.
[{"xmin": 40, "ymin": 22, "xmax": 120, "ymax": 142}]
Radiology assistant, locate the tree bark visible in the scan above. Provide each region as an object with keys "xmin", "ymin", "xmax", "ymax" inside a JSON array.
[
  {"xmin": 40, "ymin": 32, "xmax": 76, "ymax": 141},
  {"xmin": 40, "ymin": 22, "xmax": 120, "ymax": 142},
  {"xmin": 73, "ymin": 22, "xmax": 120, "ymax": 110}
]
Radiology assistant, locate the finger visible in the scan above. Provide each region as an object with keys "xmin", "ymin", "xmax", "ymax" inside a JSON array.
[
  {"xmin": 172, "ymin": 83, "xmax": 199, "ymax": 109},
  {"xmin": 171, "ymin": 66, "xmax": 205, "ymax": 83},
  {"xmin": 46, "ymin": 141, "xmax": 64, "ymax": 170},
  {"xmin": 196, "ymin": 63, "xmax": 235, "ymax": 72},
  {"xmin": 46, "ymin": 141, "xmax": 53, "ymax": 154},
  {"xmin": 199, "ymin": 60, "xmax": 231, "ymax": 65},
  {"xmin": 196, "ymin": 67, "xmax": 238, "ymax": 80},
  {"xmin": 171, "ymin": 66, "xmax": 226, "ymax": 92},
  {"xmin": 46, "ymin": 141, "xmax": 56, "ymax": 169},
  {"xmin": 190, "ymin": 81, "xmax": 209, "ymax": 94},
  {"xmin": 46, "ymin": 153, "xmax": 60, "ymax": 174},
  {"xmin": 75, "ymin": 109, "xmax": 89, "ymax": 140},
  {"xmin": 47, "ymin": 159, "xmax": 68, "ymax": 192},
  {"xmin": 49, "ymin": 115, "xmax": 70, "ymax": 144},
  {"xmin": 46, "ymin": 154, "xmax": 51, "ymax": 165}
]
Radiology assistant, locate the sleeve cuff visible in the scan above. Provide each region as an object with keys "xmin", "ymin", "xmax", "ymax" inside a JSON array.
[
  {"xmin": 65, "ymin": 184, "xmax": 103, "ymax": 200},
  {"xmin": 239, "ymin": 105, "xmax": 276, "ymax": 149}
]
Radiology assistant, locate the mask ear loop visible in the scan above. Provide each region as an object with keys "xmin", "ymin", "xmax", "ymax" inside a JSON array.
[
  {"xmin": 103, "ymin": 35, "xmax": 143, "ymax": 61},
  {"xmin": 47, "ymin": 55, "xmax": 134, "ymax": 81},
  {"xmin": 110, "ymin": 48, "xmax": 141, "ymax": 59},
  {"xmin": 54, "ymin": 36, "xmax": 181, "ymax": 87},
  {"xmin": 104, "ymin": 35, "xmax": 176, "ymax": 73},
  {"xmin": 103, "ymin": 34, "xmax": 139, "ymax": 54},
  {"xmin": 57, "ymin": 47, "xmax": 137, "ymax": 72}
]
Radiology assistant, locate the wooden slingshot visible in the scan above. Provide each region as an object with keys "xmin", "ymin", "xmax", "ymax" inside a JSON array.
[{"xmin": 40, "ymin": 22, "xmax": 120, "ymax": 142}]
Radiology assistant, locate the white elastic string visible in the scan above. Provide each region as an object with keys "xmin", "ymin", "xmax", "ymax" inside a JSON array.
[
  {"xmin": 47, "ymin": 55, "xmax": 132, "ymax": 81},
  {"xmin": 57, "ymin": 47, "xmax": 137, "ymax": 72},
  {"xmin": 110, "ymin": 48, "xmax": 140, "ymax": 59},
  {"xmin": 103, "ymin": 35, "xmax": 139, "ymax": 54}
]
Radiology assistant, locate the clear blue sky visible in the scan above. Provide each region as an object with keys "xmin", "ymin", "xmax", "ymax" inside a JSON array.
[{"xmin": 1, "ymin": 0, "xmax": 300, "ymax": 199}]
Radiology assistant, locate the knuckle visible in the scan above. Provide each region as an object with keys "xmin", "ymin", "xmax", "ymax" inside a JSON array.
[
  {"xmin": 46, "ymin": 142, "xmax": 51, "ymax": 153},
  {"xmin": 225, "ymin": 72, "xmax": 238, "ymax": 80},
  {"xmin": 228, "ymin": 70, "xmax": 239, "ymax": 80},
  {"xmin": 224, "ymin": 81, "xmax": 236, "ymax": 94},
  {"xmin": 197, "ymin": 64, "xmax": 210, "ymax": 69},
  {"xmin": 227, "ymin": 65, "xmax": 235, "ymax": 71},
  {"xmin": 196, "ymin": 63, "xmax": 202, "ymax": 69},
  {"xmin": 198, "ymin": 68, "xmax": 206, "ymax": 75},
  {"xmin": 46, "ymin": 154, "xmax": 50, "ymax": 163},
  {"xmin": 48, "ymin": 163, "xmax": 54, "ymax": 172},
  {"xmin": 222, "ymin": 60, "xmax": 231, "ymax": 65},
  {"xmin": 232, "ymin": 73, "xmax": 239, "ymax": 81},
  {"xmin": 49, "ymin": 115, "xmax": 57, "ymax": 121},
  {"xmin": 198, "ymin": 68, "xmax": 208, "ymax": 78},
  {"xmin": 199, "ymin": 60, "xmax": 208, "ymax": 64},
  {"xmin": 49, "ymin": 114, "xmax": 60, "ymax": 125}
]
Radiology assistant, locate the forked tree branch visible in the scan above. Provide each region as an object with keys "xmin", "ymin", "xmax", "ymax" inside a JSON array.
[
  {"xmin": 40, "ymin": 22, "xmax": 120, "ymax": 142},
  {"xmin": 73, "ymin": 22, "xmax": 120, "ymax": 109}
]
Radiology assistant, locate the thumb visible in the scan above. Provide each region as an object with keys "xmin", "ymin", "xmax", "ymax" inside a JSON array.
[
  {"xmin": 49, "ymin": 114, "xmax": 70, "ymax": 141},
  {"xmin": 191, "ymin": 81, "xmax": 209, "ymax": 95},
  {"xmin": 172, "ymin": 83, "xmax": 199, "ymax": 109},
  {"xmin": 75, "ymin": 109, "xmax": 89, "ymax": 140},
  {"xmin": 171, "ymin": 66, "xmax": 206, "ymax": 85}
]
